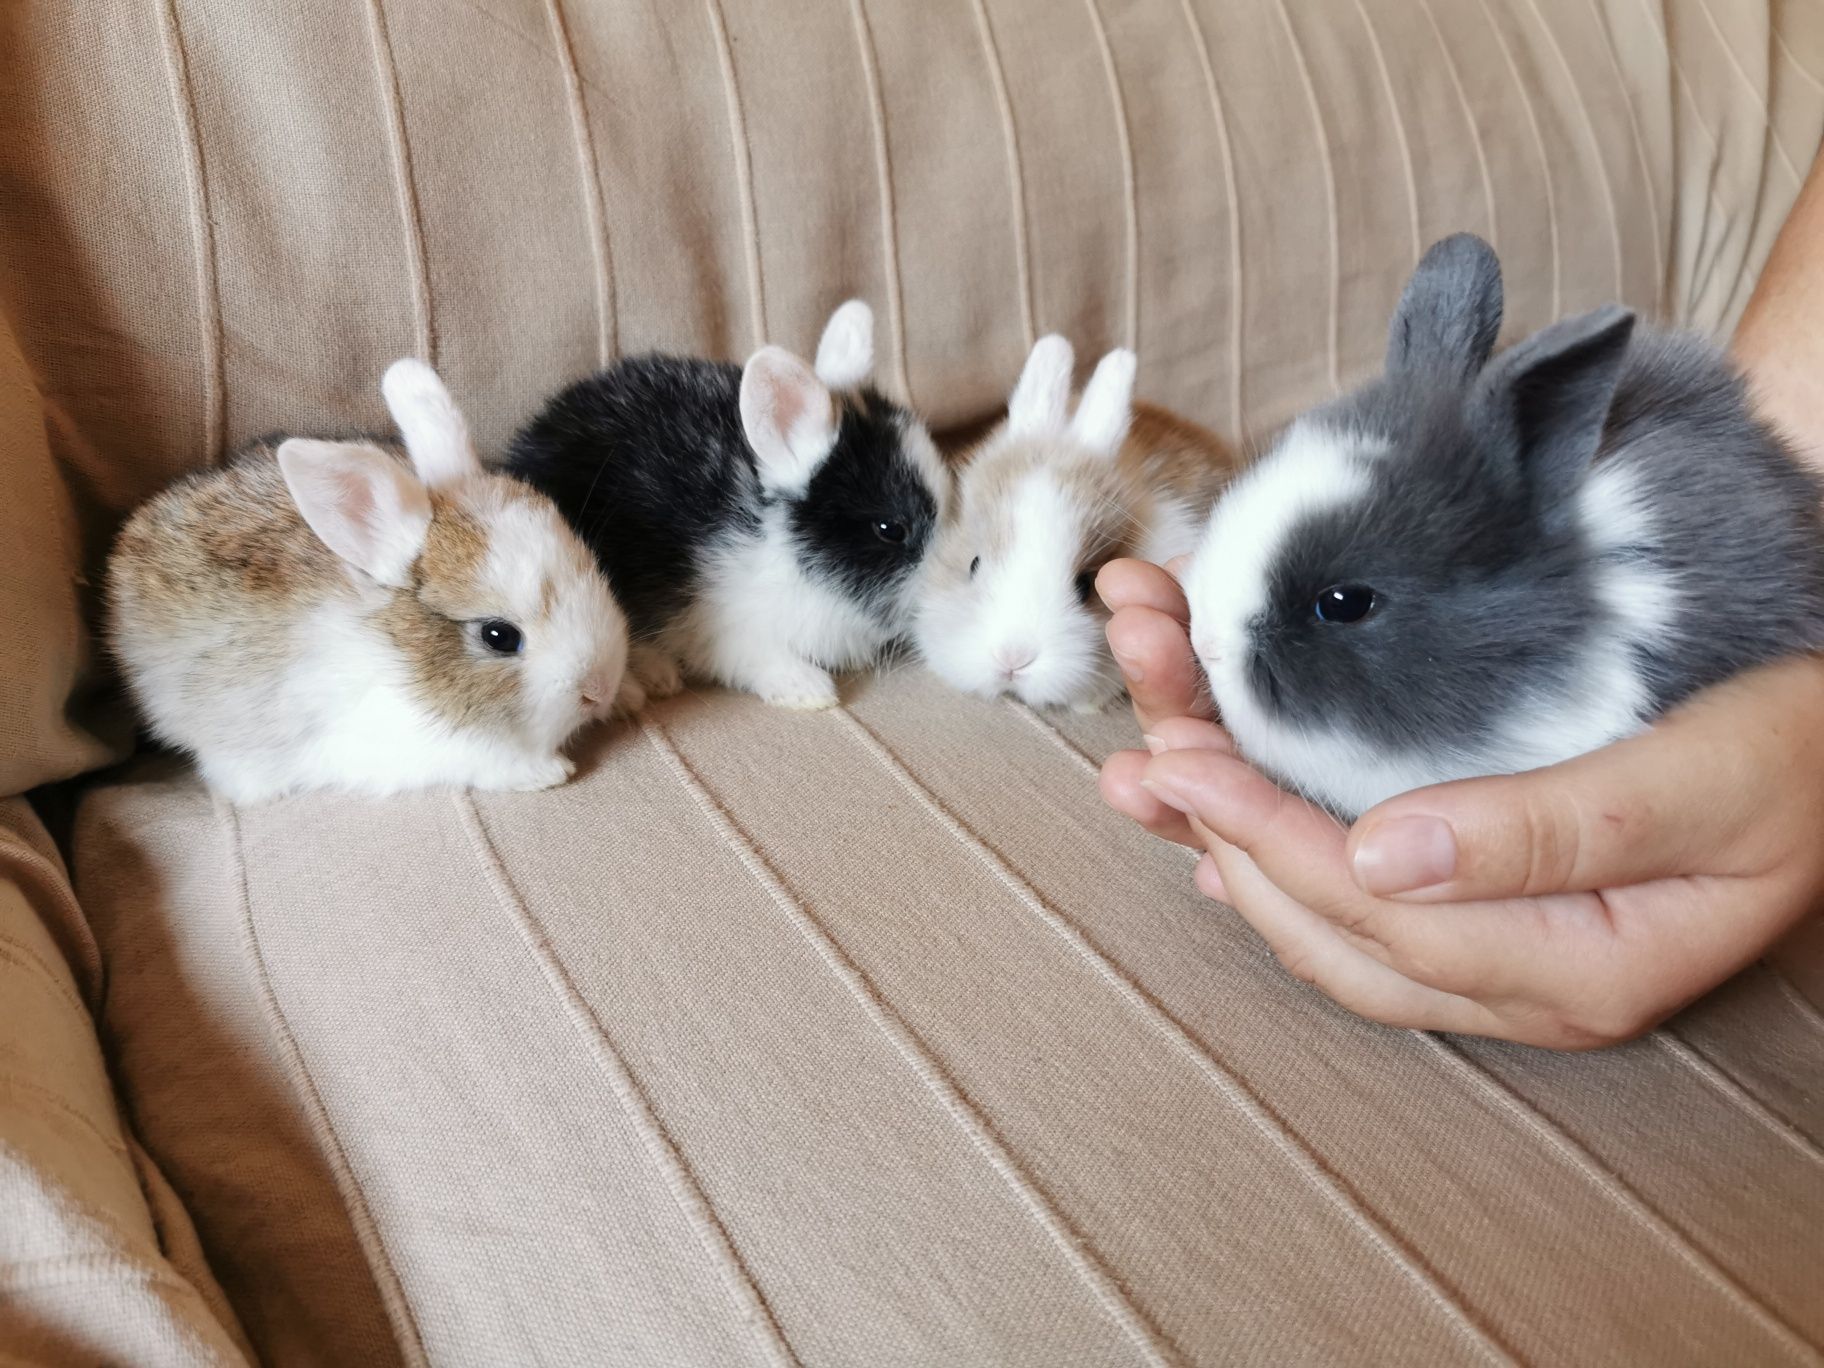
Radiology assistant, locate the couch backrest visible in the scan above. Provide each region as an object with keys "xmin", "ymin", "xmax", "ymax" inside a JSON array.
[{"xmin": 2, "ymin": 0, "xmax": 1821, "ymax": 791}]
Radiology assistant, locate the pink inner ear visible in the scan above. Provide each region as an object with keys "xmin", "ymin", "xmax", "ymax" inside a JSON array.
[
  {"xmin": 334, "ymin": 470, "xmax": 377, "ymax": 531},
  {"xmin": 765, "ymin": 370, "xmax": 807, "ymax": 437}
]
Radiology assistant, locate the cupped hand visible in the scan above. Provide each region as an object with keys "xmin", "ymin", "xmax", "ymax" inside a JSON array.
[{"xmin": 1095, "ymin": 557, "xmax": 1824, "ymax": 1049}]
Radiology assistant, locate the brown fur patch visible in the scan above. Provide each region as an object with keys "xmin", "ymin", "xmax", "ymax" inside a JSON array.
[{"xmin": 380, "ymin": 490, "xmax": 523, "ymax": 732}]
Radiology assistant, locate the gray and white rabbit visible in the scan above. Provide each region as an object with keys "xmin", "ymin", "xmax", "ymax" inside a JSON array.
[{"xmin": 1183, "ymin": 232, "xmax": 1824, "ymax": 819}]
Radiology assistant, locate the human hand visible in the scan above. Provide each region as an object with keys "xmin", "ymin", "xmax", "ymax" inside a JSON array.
[{"xmin": 1096, "ymin": 558, "xmax": 1824, "ymax": 1049}]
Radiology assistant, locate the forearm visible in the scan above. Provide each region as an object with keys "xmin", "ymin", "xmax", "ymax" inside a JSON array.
[{"xmin": 1734, "ymin": 145, "xmax": 1824, "ymax": 471}]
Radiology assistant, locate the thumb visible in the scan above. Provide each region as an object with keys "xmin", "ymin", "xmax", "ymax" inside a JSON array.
[{"xmin": 1345, "ymin": 725, "xmax": 1750, "ymax": 901}]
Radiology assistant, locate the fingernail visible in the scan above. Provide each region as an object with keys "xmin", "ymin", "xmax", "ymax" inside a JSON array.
[
  {"xmin": 1138, "ymin": 778, "xmax": 1190, "ymax": 814},
  {"xmin": 1114, "ymin": 651, "xmax": 1145, "ymax": 684},
  {"xmin": 1352, "ymin": 815, "xmax": 1457, "ymax": 896},
  {"xmin": 1142, "ymin": 734, "xmax": 1167, "ymax": 755}
]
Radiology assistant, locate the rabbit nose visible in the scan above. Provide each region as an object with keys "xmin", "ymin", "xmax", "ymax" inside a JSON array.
[{"xmin": 994, "ymin": 644, "xmax": 1037, "ymax": 677}]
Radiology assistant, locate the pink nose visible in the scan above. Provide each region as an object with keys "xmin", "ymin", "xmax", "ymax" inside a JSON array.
[{"xmin": 994, "ymin": 645, "xmax": 1037, "ymax": 677}]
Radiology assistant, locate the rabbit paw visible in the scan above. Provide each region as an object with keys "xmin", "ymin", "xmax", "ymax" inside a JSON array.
[
  {"xmin": 756, "ymin": 662, "xmax": 839, "ymax": 711},
  {"xmin": 486, "ymin": 753, "xmax": 575, "ymax": 792},
  {"xmin": 629, "ymin": 646, "xmax": 685, "ymax": 701}
]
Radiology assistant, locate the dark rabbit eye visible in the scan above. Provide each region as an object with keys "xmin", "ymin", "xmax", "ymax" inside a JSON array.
[
  {"xmin": 1313, "ymin": 584, "xmax": 1376, "ymax": 625},
  {"xmin": 479, "ymin": 619, "xmax": 524, "ymax": 654},
  {"xmin": 873, "ymin": 519, "xmax": 909, "ymax": 544},
  {"xmin": 1075, "ymin": 569, "xmax": 1098, "ymax": 604},
  {"xmin": 969, "ymin": 556, "xmax": 981, "ymax": 577}
]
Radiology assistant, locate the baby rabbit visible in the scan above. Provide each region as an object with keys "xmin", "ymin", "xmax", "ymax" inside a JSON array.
[
  {"xmin": 1184, "ymin": 232, "xmax": 1824, "ymax": 819},
  {"xmin": 507, "ymin": 302, "xmax": 947, "ymax": 709},
  {"xmin": 107, "ymin": 360, "xmax": 632, "ymax": 804},
  {"xmin": 915, "ymin": 335, "xmax": 1239, "ymax": 709}
]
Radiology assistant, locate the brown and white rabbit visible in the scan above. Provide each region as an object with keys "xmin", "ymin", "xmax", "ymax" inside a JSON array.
[
  {"xmin": 913, "ymin": 335, "xmax": 1241, "ymax": 709},
  {"xmin": 106, "ymin": 359, "xmax": 633, "ymax": 803}
]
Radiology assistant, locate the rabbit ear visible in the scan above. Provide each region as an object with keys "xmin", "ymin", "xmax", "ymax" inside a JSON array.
[
  {"xmin": 278, "ymin": 439, "xmax": 431, "ymax": 587},
  {"xmin": 1068, "ymin": 348, "xmax": 1136, "ymax": 458},
  {"xmin": 1008, "ymin": 335, "xmax": 1074, "ymax": 437},
  {"xmin": 814, "ymin": 300, "xmax": 875, "ymax": 390},
  {"xmin": 1472, "ymin": 304, "xmax": 1635, "ymax": 504},
  {"xmin": 381, "ymin": 358, "xmax": 479, "ymax": 489},
  {"xmin": 741, "ymin": 346, "xmax": 839, "ymax": 493},
  {"xmin": 1387, "ymin": 233, "xmax": 1504, "ymax": 382}
]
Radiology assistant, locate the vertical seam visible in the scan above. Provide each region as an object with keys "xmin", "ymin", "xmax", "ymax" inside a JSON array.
[
  {"xmin": 1769, "ymin": 963, "xmax": 1824, "ymax": 1036},
  {"xmin": 1351, "ymin": 0, "xmax": 1422, "ymax": 265},
  {"xmin": 1176, "ymin": 0, "xmax": 1246, "ymax": 439},
  {"xmin": 969, "ymin": 0, "xmax": 1038, "ymax": 350},
  {"xmin": 1268, "ymin": 1, "xmax": 1340, "ymax": 391},
  {"xmin": 222, "ymin": 801, "xmax": 430, "ymax": 1368},
  {"xmin": 1656, "ymin": 1028, "xmax": 1824, "ymax": 1164},
  {"xmin": 1473, "ymin": 0, "xmax": 1561, "ymax": 319},
  {"xmin": 1422, "ymin": 1035, "xmax": 1822, "ymax": 1364},
  {"xmin": 544, "ymin": 0, "xmax": 618, "ymax": 367},
  {"xmin": 363, "ymin": 0, "xmax": 435, "ymax": 363},
  {"xmin": 455, "ymin": 791, "xmax": 796, "ymax": 1368},
  {"xmin": 704, "ymin": 0, "xmax": 767, "ymax": 351},
  {"xmin": 1774, "ymin": 27, "xmax": 1824, "ymax": 97},
  {"xmin": 1083, "ymin": 0, "xmax": 1140, "ymax": 353},
  {"xmin": 1690, "ymin": 0, "xmax": 1804, "ymax": 189},
  {"xmin": 0, "ymin": 823, "xmax": 102, "ymax": 1005},
  {"xmin": 1417, "ymin": 0, "xmax": 1499, "ymax": 252},
  {"xmin": 644, "ymin": 719, "xmax": 1181, "ymax": 1367},
  {"xmin": 833, "ymin": 708, "xmax": 1512, "ymax": 1366},
  {"xmin": 1588, "ymin": 0, "xmax": 1669, "ymax": 318},
  {"xmin": 1004, "ymin": 698, "xmax": 1102, "ymax": 777},
  {"xmin": 0, "ymin": 933, "xmax": 91, "ymax": 1023},
  {"xmin": 153, "ymin": 0, "xmax": 225, "ymax": 462},
  {"xmin": 845, "ymin": 0, "xmax": 912, "ymax": 404},
  {"xmin": 1522, "ymin": 0, "xmax": 1626, "ymax": 300}
]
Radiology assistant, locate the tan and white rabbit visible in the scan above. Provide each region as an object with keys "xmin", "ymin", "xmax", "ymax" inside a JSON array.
[
  {"xmin": 914, "ymin": 336, "xmax": 1241, "ymax": 709},
  {"xmin": 106, "ymin": 359, "xmax": 633, "ymax": 803}
]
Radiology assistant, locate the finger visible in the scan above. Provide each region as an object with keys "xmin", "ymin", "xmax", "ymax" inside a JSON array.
[
  {"xmin": 1194, "ymin": 852, "xmax": 1228, "ymax": 902},
  {"xmin": 1208, "ymin": 842, "xmax": 1500, "ymax": 1034},
  {"xmin": 1346, "ymin": 657, "xmax": 1824, "ymax": 901},
  {"xmin": 1100, "ymin": 749, "xmax": 1198, "ymax": 847},
  {"xmin": 1143, "ymin": 747, "xmax": 1536, "ymax": 997},
  {"xmin": 1107, "ymin": 605, "xmax": 1210, "ymax": 730},
  {"xmin": 1146, "ymin": 716, "xmax": 1233, "ymax": 755},
  {"xmin": 1096, "ymin": 558, "xmax": 1189, "ymax": 622}
]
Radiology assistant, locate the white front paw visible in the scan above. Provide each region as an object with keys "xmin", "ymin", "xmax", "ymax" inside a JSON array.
[
  {"xmin": 613, "ymin": 675, "xmax": 648, "ymax": 716},
  {"xmin": 485, "ymin": 753, "xmax": 575, "ymax": 792},
  {"xmin": 754, "ymin": 662, "xmax": 839, "ymax": 711}
]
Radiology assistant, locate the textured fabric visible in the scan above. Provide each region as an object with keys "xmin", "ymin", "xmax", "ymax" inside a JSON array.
[
  {"xmin": 73, "ymin": 680, "xmax": 1824, "ymax": 1366},
  {"xmin": 0, "ymin": 797, "xmax": 248, "ymax": 1366},
  {"xmin": 5, "ymin": 1, "xmax": 1824, "ymax": 1364}
]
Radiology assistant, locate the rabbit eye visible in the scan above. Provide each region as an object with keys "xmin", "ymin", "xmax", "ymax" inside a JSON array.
[
  {"xmin": 479, "ymin": 619, "xmax": 524, "ymax": 654},
  {"xmin": 969, "ymin": 556, "xmax": 981, "ymax": 578},
  {"xmin": 873, "ymin": 519, "xmax": 908, "ymax": 544},
  {"xmin": 1313, "ymin": 584, "xmax": 1376, "ymax": 625},
  {"xmin": 1075, "ymin": 569, "xmax": 1098, "ymax": 604}
]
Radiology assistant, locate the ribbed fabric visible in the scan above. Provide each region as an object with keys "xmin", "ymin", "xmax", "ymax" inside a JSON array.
[{"xmin": 3, "ymin": 2, "xmax": 1824, "ymax": 1363}]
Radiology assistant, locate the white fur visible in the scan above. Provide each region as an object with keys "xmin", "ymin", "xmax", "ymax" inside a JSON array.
[
  {"xmin": 814, "ymin": 299, "xmax": 875, "ymax": 391},
  {"xmin": 1069, "ymin": 349, "xmax": 1137, "ymax": 456},
  {"xmin": 1136, "ymin": 493, "xmax": 1201, "ymax": 567},
  {"xmin": 665, "ymin": 506, "xmax": 894, "ymax": 708},
  {"xmin": 277, "ymin": 438, "xmax": 430, "ymax": 588},
  {"xmin": 1185, "ymin": 425, "xmax": 1672, "ymax": 816},
  {"xmin": 740, "ymin": 347, "xmax": 837, "ymax": 495},
  {"xmin": 382, "ymin": 357, "xmax": 479, "ymax": 489},
  {"xmin": 1008, "ymin": 336, "xmax": 1073, "ymax": 437}
]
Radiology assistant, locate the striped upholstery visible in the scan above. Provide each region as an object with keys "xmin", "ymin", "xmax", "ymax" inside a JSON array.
[{"xmin": 4, "ymin": 2, "xmax": 1824, "ymax": 1364}]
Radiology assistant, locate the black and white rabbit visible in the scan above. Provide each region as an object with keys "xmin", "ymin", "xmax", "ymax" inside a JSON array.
[
  {"xmin": 1183, "ymin": 233, "xmax": 1824, "ymax": 819},
  {"xmin": 507, "ymin": 302, "xmax": 947, "ymax": 709}
]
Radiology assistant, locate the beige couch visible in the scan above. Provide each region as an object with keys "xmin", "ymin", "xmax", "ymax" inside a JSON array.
[{"xmin": 5, "ymin": 3, "xmax": 1824, "ymax": 1364}]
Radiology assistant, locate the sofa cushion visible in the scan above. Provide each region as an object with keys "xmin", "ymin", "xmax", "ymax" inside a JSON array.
[
  {"xmin": 0, "ymin": 796, "xmax": 248, "ymax": 1365},
  {"xmin": 74, "ymin": 672, "xmax": 1824, "ymax": 1366}
]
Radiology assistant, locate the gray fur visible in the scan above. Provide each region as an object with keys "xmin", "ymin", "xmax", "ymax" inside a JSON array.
[{"xmin": 1255, "ymin": 234, "xmax": 1824, "ymax": 773}]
